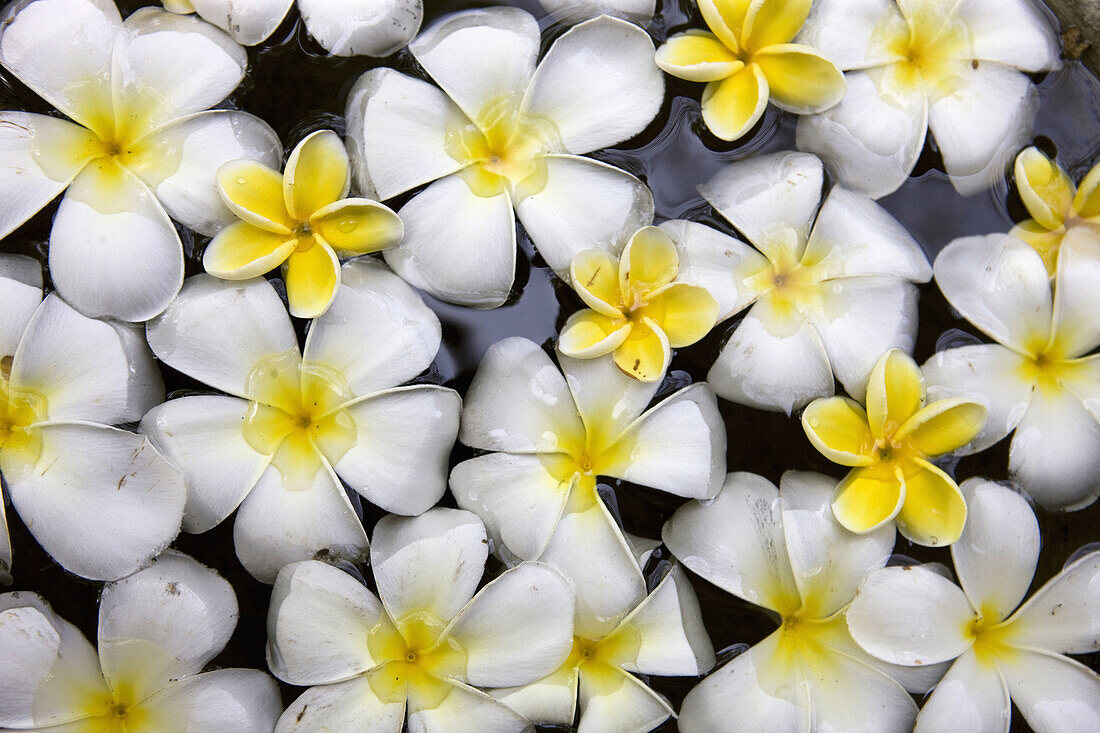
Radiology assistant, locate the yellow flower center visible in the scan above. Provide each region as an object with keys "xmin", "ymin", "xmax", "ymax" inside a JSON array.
[
  {"xmin": 367, "ymin": 611, "xmax": 468, "ymax": 709},
  {"xmin": 966, "ymin": 605, "xmax": 1015, "ymax": 664},
  {"xmin": 0, "ymin": 365, "xmax": 45, "ymax": 468},
  {"xmin": 876, "ymin": 6, "xmax": 971, "ymax": 101},
  {"xmin": 76, "ymin": 682, "xmax": 149, "ymax": 733},
  {"xmin": 1020, "ymin": 347, "xmax": 1085, "ymax": 393}
]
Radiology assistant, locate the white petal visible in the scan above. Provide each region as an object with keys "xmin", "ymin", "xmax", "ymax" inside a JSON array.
[
  {"xmin": 522, "ymin": 16, "xmax": 661, "ymax": 155},
  {"xmin": 409, "ymin": 7, "xmax": 540, "ymax": 124},
  {"xmin": 954, "ymin": 0, "xmax": 1060, "ymax": 72},
  {"xmin": 0, "ymin": 254, "xmax": 42, "ymax": 359},
  {"xmin": 98, "ymin": 551, "xmax": 236, "ymax": 699},
  {"xmin": 188, "ymin": 0, "xmax": 292, "ymax": 45},
  {"xmin": 1009, "ymin": 550, "xmax": 1100, "ymax": 655},
  {"xmin": 929, "ymin": 64, "xmax": 1038, "ymax": 197},
  {"xmin": 147, "ymin": 274, "xmax": 298, "ymax": 400},
  {"xmin": 798, "ymin": 0, "xmax": 904, "ymax": 69},
  {"xmin": 489, "ymin": 666, "xmax": 578, "ymax": 727},
  {"xmin": 298, "ymin": 0, "xmax": 422, "ymax": 57},
  {"xmin": 515, "ymin": 154, "xmax": 654, "ymax": 277},
  {"xmin": 698, "ymin": 151, "xmax": 824, "ymax": 246},
  {"xmin": 576, "ymin": 666, "xmax": 673, "ymax": 733},
  {"xmin": 49, "ymin": 161, "xmax": 183, "ymax": 322},
  {"xmin": 999, "ymin": 649, "xmax": 1100, "ymax": 733},
  {"xmin": 914, "ymin": 648, "xmax": 1010, "ymax": 733},
  {"xmin": 707, "ymin": 300, "xmax": 834, "ymax": 414},
  {"xmin": 663, "ymin": 472, "xmax": 801, "ymax": 614},
  {"xmin": 128, "ymin": 110, "xmax": 281, "ymax": 236},
  {"xmin": 12, "ymin": 293, "xmax": 162, "ymax": 424},
  {"xmin": 933, "ymin": 233, "xmax": 1052, "ymax": 353},
  {"xmin": 371, "ymin": 508, "xmax": 487, "ymax": 624},
  {"xmin": 538, "ymin": 0, "xmax": 655, "ymax": 23},
  {"xmin": 602, "ymin": 383, "xmax": 725, "ymax": 500},
  {"xmin": 384, "ymin": 174, "xmax": 516, "ymax": 307},
  {"xmin": 952, "ymin": 479, "xmax": 1039, "ymax": 623},
  {"xmin": 138, "ymin": 669, "xmax": 283, "ymax": 733},
  {"xmin": 268, "ymin": 560, "xmax": 384, "ymax": 685},
  {"xmin": 233, "ymin": 462, "xmax": 369, "ymax": 584},
  {"xmin": 796, "ymin": 71, "xmax": 927, "ymax": 199},
  {"xmin": 846, "ymin": 565, "xmax": 975, "ymax": 666},
  {"xmin": 407, "ymin": 680, "xmax": 530, "ymax": 733},
  {"xmin": 558, "ymin": 347, "xmax": 659, "ymax": 444},
  {"xmin": 277, "ymin": 676, "xmax": 405, "ymax": 733},
  {"xmin": 5, "ymin": 423, "xmax": 185, "ymax": 581},
  {"xmin": 1050, "ymin": 226, "xmax": 1100, "ymax": 358},
  {"xmin": 660, "ymin": 219, "xmax": 768, "ymax": 321}
]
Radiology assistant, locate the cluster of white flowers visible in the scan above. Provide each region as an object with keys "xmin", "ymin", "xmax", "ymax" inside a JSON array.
[{"xmin": 0, "ymin": 0, "xmax": 1096, "ymax": 731}]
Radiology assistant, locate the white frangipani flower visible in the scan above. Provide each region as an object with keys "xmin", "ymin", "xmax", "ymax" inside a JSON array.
[
  {"xmin": 267, "ymin": 509, "xmax": 576, "ymax": 732},
  {"xmin": 672, "ymin": 151, "xmax": 930, "ymax": 413},
  {"xmin": 345, "ymin": 7, "xmax": 663, "ymax": 307},
  {"xmin": 0, "ymin": 0, "xmax": 281, "ymax": 321},
  {"xmin": 665, "ymin": 471, "xmax": 944, "ymax": 733},
  {"xmin": 142, "ymin": 259, "xmax": 460, "ymax": 583},
  {"xmin": 0, "ymin": 254, "xmax": 185, "ymax": 583},
  {"xmin": 796, "ymin": 0, "xmax": 1061, "ymax": 198},
  {"xmin": 923, "ymin": 232, "xmax": 1100, "ymax": 511},
  {"xmin": 450, "ymin": 337, "xmax": 726, "ymax": 639},
  {"xmin": 162, "ymin": 0, "xmax": 422, "ymax": 57},
  {"xmin": 491, "ymin": 563, "xmax": 715, "ymax": 732},
  {"xmin": 0, "ymin": 551, "xmax": 283, "ymax": 732},
  {"xmin": 847, "ymin": 479, "xmax": 1100, "ymax": 732},
  {"xmin": 537, "ymin": 0, "xmax": 654, "ymax": 24}
]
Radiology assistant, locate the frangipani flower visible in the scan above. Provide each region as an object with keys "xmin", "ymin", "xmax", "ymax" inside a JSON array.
[
  {"xmin": 848, "ymin": 479, "xmax": 1100, "ymax": 732},
  {"xmin": 267, "ymin": 509, "xmax": 576, "ymax": 732},
  {"xmin": 491, "ymin": 563, "xmax": 715, "ymax": 732},
  {"xmin": 0, "ymin": 551, "xmax": 283, "ymax": 731},
  {"xmin": 142, "ymin": 260, "xmax": 460, "ymax": 582},
  {"xmin": 0, "ymin": 254, "xmax": 185, "ymax": 582},
  {"xmin": 923, "ymin": 232, "xmax": 1100, "ymax": 511},
  {"xmin": 450, "ymin": 337, "xmax": 725, "ymax": 639},
  {"xmin": 665, "ymin": 471, "xmax": 940, "ymax": 732},
  {"xmin": 1011, "ymin": 146, "xmax": 1100, "ymax": 273},
  {"xmin": 797, "ymin": 0, "xmax": 1060, "ymax": 198},
  {"xmin": 672, "ymin": 151, "xmax": 931, "ymax": 413},
  {"xmin": 802, "ymin": 349, "xmax": 987, "ymax": 546},
  {"xmin": 655, "ymin": 0, "xmax": 845, "ymax": 141},
  {"xmin": 205, "ymin": 130, "xmax": 404, "ymax": 318},
  {"xmin": 538, "ymin": 0, "xmax": 655, "ymax": 23},
  {"xmin": 163, "ymin": 0, "xmax": 422, "ymax": 57},
  {"xmin": 560, "ymin": 226, "xmax": 719, "ymax": 382},
  {"xmin": 345, "ymin": 7, "xmax": 663, "ymax": 307},
  {"xmin": 0, "ymin": 0, "xmax": 281, "ymax": 321}
]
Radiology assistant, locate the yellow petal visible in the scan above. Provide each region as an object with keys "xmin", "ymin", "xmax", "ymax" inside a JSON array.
[
  {"xmin": 753, "ymin": 44, "xmax": 846, "ymax": 114},
  {"xmin": 217, "ymin": 159, "xmax": 294, "ymax": 233},
  {"xmin": 284, "ymin": 239, "xmax": 341, "ymax": 318},
  {"xmin": 1009, "ymin": 220, "xmax": 1064, "ymax": 276},
  {"xmin": 742, "ymin": 0, "xmax": 813, "ymax": 52},
  {"xmin": 865, "ymin": 349, "xmax": 925, "ymax": 439},
  {"xmin": 283, "ymin": 130, "xmax": 351, "ymax": 221},
  {"xmin": 896, "ymin": 459, "xmax": 967, "ymax": 547},
  {"xmin": 1073, "ymin": 159, "xmax": 1100, "ymax": 220},
  {"xmin": 801, "ymin": 397, "xmax": 876, "ymax": 467},
  {"xmin": 613, "ymin": 318, "xmax": 669, "ymax": 382},
  {"xmin": 310, "ymin": 198, "xmax": 403, "ymax": 254},
  {"xmin": 896, "ymin": 398, "xmax": 987, "ymax": 457},
  {"xmin": 1014, "ymin": 147, "xmax": 1073, "ymax": 231},
  {"xmin": 656, "ymin": 31, "xmax": 744, "ymax": 82},
  {"xmin": 162, "ymin": 0, "xmax": 195, "ymax": 11},
  {"xmin": 698, "ymin": 0, "xmax": 751, "ymax": 52},
  {"xmin": 701, "ymin": 63, "xmax": 769, "ymax": 142},
  {"xmin": 559, "ymin": 310, "xmax": 632, "ymax": 358},
  {"xmin": 620, "ymin": 226, "xmax": 680, "ymax": 305},
  {"xmin": 203, "ymin": 221, "xmax": 296, "ymax": 279},
  {"xmin": 831, "ymin": 463, "xmax": 905, "ymax": 534},
  {"xmin": 570, "ymin": 249, "xmax": 625, "ymax": 317},
  {"xmin": 638, "ymin": 283, "xmax": 719, "ymax": 347}
]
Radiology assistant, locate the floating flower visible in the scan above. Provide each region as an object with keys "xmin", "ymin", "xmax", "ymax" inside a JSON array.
[
  {"xmin": 671, "ymin": 151, "xmax": 931, "ymax": 413},
  {"xmin": 665, "ymin": 471, "xmax": 940, "ymax": 732},
  {"xmin": 802, "ymin": 349, "xmax": 987, "ymax": 546},
  {"xmin": 1011, "ymin": 146, "xmax": 1100, "ymax": 273},
  {"xmin": 0, "ymin": 254, "xmax": 185, "ymax": 583},
  {"xmin": 923, "ymin": 232, "xmax": 1100, "ymax": 511},
  {"xmin": 560, "ymin": 226, "xmax": 719, "ymax": 382},
  {"xmin": 142, "ymin": 260, "xmax": 460, "ymax": 582},
  {"xmin": 492, "ymin": 563, "xmax": 715, "ymax": 731},
  {"xmin": 0, "ymin": 551, "xmax": 283, "ymax": 731},
  {"xmin": 0, "ymin": 0, "xmax": 280, "ymax": 321},
  {"xmin": 538, "ymin": 0, "xmax": 654, "ymax": 23},
  {"xmin": 655, "ymin": 0, "xmax": 845, "ymax": 141},
  {"xmin": 797, "ymin": 0, "xmax": 1060, "ymax": 198},
  {"xmin": 205, "ymin": 130, "xmax": 404, "ymax": 317},
  {"xmin": 163, "ymin": 0, "xmax": 422, "ymax": 57},
  {"xmin": 450, "ymin": 337, "xmax": 725, "ymax": 637},
  {"xmin": 848, "ymin": 479, "xmax": 1100, "ymax": 732},
  {"xmin": 345, "ymin": 7, "xmax": 662, "ymax": 306},
  {"xmin": 267, "ymin": 509, "xmax": 575, "ymax": 731}
]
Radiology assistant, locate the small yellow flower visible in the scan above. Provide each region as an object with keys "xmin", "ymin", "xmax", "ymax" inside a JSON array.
[
  {"xmin": 204, "ymin": 130, "xmax": 404, "ymax": 318},
  {"xmin": 558, "ymin": 227, "xmax": 719, "ymax": 382},
  {"xmin": 1011, "ymin": 146, "xmax": 1100, "ymax": 274},
  {"xmin": 801, "ymin": 349, "xmax": 987, "ymax": 546},
  {"xmin": 655, "ymin": 0, "xmax": 845, "ymax": 141}
]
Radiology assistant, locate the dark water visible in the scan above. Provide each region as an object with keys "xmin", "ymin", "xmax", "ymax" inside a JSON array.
[{"xmin": 1, "ymin": 1, "xmax": 1098, "ymax": 730}]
